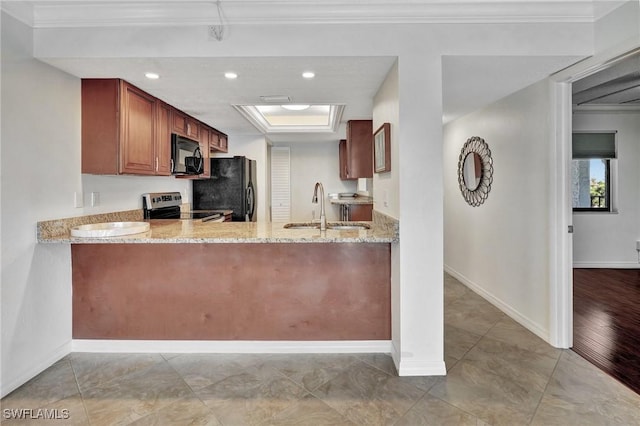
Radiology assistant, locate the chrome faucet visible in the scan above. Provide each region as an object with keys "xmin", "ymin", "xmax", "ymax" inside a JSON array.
[{"xmin": 312, "ymin": 182, "xmax": 327, "ymax": 231}]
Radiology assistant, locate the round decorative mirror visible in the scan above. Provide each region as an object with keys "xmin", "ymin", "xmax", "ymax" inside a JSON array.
[{"xmin": 457, "ymin": 136, "xmax": 493, "ymax": 207}]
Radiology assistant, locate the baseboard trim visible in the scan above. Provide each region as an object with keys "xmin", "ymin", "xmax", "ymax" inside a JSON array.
[
  {"xmin": 390, "ymin": 341, "xmax": 446, "ymax": 376},
  {"xmin": 71, "ymin": 340, "xmax": 393, "ymax": 354},
  {"xmin": 573, "ymin": 262, "xmax": 640, "ymax": 269},
  {"xmin": 397, "ymin": 359, "xmax": 447, "ymax": 376},
  {"xmin": 444, "ymin": 265, "xmax": 550, "ymax": 343},
  {"xmin": 1, "ymin": 341, "xmax": 71, "ymax": 399}
]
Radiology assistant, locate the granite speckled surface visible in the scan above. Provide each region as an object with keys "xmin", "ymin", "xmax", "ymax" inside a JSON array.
[
  {"xmin": 37, "ymin": 209, "xmax": 398, "ymax": 244},
  {"xmin": 330, "ymin": 196, "xmax": 373, "ymax": 205},
  {"xmin": 37, "ymin": 209, "xmax": 143, "ymax": 240}
]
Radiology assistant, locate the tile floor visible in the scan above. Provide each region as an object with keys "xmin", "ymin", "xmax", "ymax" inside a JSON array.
[{"xmin": 2, "ymin": 273, "xmax": 640, "ymax": 425}]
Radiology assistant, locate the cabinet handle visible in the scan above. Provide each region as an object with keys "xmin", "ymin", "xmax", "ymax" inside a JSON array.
[{"xmin": 155, "ymin": 157, "xmax": 158, "ymax": 171}]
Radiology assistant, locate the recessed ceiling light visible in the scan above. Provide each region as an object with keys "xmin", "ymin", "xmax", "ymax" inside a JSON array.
[
  {"xmin": 224, "ymin": 72, "xmax": 238, "ymax": 79},
  {"xmin": 281, "ymin": 104, "xmax": 310, "ymax": 111},
  {"xmin": 145, "ymin": 72, "xmax": 160, "ymax": 79},
  {"xmin": 302, "ymin": 71, "xmax": 315, "ymax": 79}
]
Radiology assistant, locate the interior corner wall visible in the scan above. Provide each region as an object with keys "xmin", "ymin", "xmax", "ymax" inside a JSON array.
[
  {"xmin": 443, "ymin": 78, "xmax": 554, "ymax": 341},
  {"xmin": 572, "ymin": 111, "xmax": 640, "ymax": 268},
  {"xmin": 273, "ymin": 142, "xmax": 357, "ymax": 222},
  {"xmin": 1, "ymin": 12, "xmax": 77, "ymax": 397},
  {"xmin": 372, "ymin": 60, "xmax": 399, "ymax": 219}
]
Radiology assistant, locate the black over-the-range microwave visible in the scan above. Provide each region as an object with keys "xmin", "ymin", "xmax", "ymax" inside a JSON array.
[{"xmin": 171, "ymin": 133, "xmax": 204, "ymax": 175}]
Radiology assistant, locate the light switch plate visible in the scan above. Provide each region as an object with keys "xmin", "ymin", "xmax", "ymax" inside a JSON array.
[{"xmin": 74, "ymin": 192, "xmax": 83, "ymax": 208}]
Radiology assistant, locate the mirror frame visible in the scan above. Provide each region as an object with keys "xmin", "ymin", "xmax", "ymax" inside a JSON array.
[{"xmin": 457, "ymin": 136, "xmax": 493, "ymax": 207}]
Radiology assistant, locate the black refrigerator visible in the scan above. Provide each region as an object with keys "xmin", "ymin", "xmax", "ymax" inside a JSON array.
[{"xmin": 193, "ymin": 156, "xmax": 257, "ymax": 222}]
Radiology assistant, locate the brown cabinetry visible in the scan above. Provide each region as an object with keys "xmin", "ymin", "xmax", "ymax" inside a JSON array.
[
  {"xmin": 82, "ymin": 79, "xmax": 228, "ymax": 175},
  {"xmin": 155, "ymin": 101, "xmax": 172, "ymax": 175},
  {"xmin": 82, "ymin": 79, "xmax": 168, "ymax": 175},
  {"xmin": 172, "ymin": 109, "xmax": 201, "ymax": 140},
  {"xmin": 208, "ymin": 128, "xmax": 228, "ymax": 153},
  {"xmin": 340, "ymin": 120, "xmax": 373, "ymax": 180},
  {"xmin": 199, "ymin": 125, "xmax": 211, "ymax": 178},
  {"xmin": 349, "ymin": 204, "xmax": 373, "ymax": 221}
]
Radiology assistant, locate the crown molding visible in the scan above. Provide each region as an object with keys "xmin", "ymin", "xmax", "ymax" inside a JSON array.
[
  {"xmin": 1, "ymin": 1, "xmax": 611, "ymax": 28},
  {"xmin": 573, "ymin": 104, "xmax": 640, "ymax": 113},
  {"xmin": 1, "ymin": 1, "xmax": 35, "ymax": 27}
]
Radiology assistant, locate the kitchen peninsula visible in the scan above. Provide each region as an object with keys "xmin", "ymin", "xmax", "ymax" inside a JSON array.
[{"xmin": 38, "ymin": 212, "xmax": 397, "ymax": 343}]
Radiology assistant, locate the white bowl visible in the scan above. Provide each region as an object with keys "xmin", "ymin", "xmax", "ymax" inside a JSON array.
[{"xmin": 70, "ymin": 221, "xmax": 150, "ymax": 238}]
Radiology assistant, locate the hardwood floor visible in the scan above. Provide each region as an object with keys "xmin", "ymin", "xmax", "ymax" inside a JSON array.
[{"xmin": 573, "ymin": 268, "xmax": 640, "ymax": 394}]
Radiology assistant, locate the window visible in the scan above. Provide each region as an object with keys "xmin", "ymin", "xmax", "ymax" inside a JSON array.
[{"xmin": 571, "ymin": 132, "xmax": 617, "ymax": 212}]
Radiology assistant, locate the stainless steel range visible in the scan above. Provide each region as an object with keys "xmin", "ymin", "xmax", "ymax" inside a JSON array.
[{"xmin": 142, "ymin": 192, "xmax": 225, "ymax": 222}]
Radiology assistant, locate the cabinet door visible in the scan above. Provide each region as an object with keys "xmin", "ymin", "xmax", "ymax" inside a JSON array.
[
  {"xmin": 119, "ymin": 82, "xmax": 156, "ymax": 175},
  {"xmin": 349, "ymin": 204, "xmax": 373, "ymax": 221},
  {"xmin": 218, "ymin": 134, "xmax": 228, "ymax": 153},
  {"xmin": 155, "ymin": 101, "xmax": 172, "ymax": 175},
  {"xmin": 339, "ymin": 139, "xmax": 354, "ymax": 180},
  {"xmin": 346, "ymin": 120, "xmax": 373, "ymax": 178},
  {"xmin": 186, "ymin": 118, "xmax": 200, "ymax": 140},
  {"xmin": 171, "ymin": 109, "xmax": 188, "ymax": 136},
  {"xmin": 209, "ymin": 130, "xmax": 220, "ymax": 150},
  {"xmin": 199, "ymin": 125, "xmax": 211, "ymax": 178}
]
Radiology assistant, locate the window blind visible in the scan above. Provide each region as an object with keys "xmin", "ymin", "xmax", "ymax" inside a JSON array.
[
  {"xmin": 270, "ymin": 146, "xmax": 291, "ymax": 222},
  {"xmin": 572, "ymin": 132, "xmax": 617, "ymax": 159}
]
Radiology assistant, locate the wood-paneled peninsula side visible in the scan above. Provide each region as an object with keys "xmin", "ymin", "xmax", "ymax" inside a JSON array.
[{"xmin": 37, "ymin": 212, "xmax": 398, "ymax": 342}]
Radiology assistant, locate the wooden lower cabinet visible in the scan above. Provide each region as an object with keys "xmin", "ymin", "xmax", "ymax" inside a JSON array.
[{"xmin": 72, "ymin": 243, "xmax": 391, "ymax": 341}]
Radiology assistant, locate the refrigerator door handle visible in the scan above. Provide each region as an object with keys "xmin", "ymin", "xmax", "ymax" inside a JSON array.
[{"xmin": 246, "ymin": 183, "xmax": 255, "ymax": 221}]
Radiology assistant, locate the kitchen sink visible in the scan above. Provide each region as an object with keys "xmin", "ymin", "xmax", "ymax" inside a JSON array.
[
  {"xmin": 70, "ymin": 221, "xmax": 150, "ymax": 238},
  {"xmin": 327, "ymin": 222, "xmax": 371, "ymax": 230},
  {"xmin": 283, "ymin": 223, "xmax": 320, "ymax": 229},
  {"xmin": 283, "ymin": 222, "xmax": 371, "ymax": 230}
]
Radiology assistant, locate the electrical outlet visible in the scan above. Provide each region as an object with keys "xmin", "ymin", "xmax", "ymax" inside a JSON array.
[
  {"xmin": 91, "ymin": 192, "xmax": 100, "ymax": 207},
  {"xmin": 74, "ymin": 192, "xmax": 83, "ymax": 208}
]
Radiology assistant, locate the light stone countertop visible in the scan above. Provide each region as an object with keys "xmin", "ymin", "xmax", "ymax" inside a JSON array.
[
  {"xmin": 329, "ymin": 196, "xmax": 374, "ymax": 205},
  {"xmin": 37, "ymin": 210, "xmax": 398, "ymax": 244}
]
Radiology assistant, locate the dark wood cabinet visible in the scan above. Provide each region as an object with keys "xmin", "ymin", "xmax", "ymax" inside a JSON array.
[
  {"xmin": 339, "ymin": 139, "xmax": 352, "ymax": 180},
  {"xmin": 82, "ymin": 79, "xmax": 167, "ymax": 175},
  {"xmin": 349, "ymin": 204, "xmax": 373, "ymax": 221},
  {"xmin": 340, "ymin": 120, "xmax": 373, "ymax": 179}
]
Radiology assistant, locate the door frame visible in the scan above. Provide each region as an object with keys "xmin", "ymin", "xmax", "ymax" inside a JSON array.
[{"xmin": 549, "ymin": 45, "xmax": 640, "ymax": 348}]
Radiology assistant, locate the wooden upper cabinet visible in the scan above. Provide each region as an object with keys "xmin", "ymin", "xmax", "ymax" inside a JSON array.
[
  {"xmin": 171, "ymin": 109, "xmax": 188, "ymax": 136},
  {"xmin": 218, "ymin": 133, "xmax": 228, "ymax": 153},
  {"xmin": 83, "ymin": 79, "xmax": 162, "ymax": 175},
  {"xmin": 199, "ymin": 125, "xmax": 211, "ymax": 178},
  {"xmin": 341, "ymin": 120, "xmax": 373, "ymax": 179},
  {"xmin": 186, "ymin": 117, "xmax": 200, "ymax": 140},
  {"xmin": 208, "ymin": 129, "xmax": 228, "ymax": 153},
  {"xmin": 82, "ymin": 79, "xmax": 227, "ymax": 176},
  {"xmin": 155, "ymin": 101, "xmax": 172, "ymax": 175},
  {"xmin": 119, "ymin": 82, "xmax": 156, "ymax": 174},
  {"xmin": 209, "ymin": 129, "xmax": 220, "ymax": 150},
  {"xmin": 338, "ymin": 139, "xmax": 353, "ymax": 180}
]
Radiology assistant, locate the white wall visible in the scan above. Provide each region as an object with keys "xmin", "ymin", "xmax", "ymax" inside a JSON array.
[
  {"xmin": 444, "ymin": 79, "xmax": 554, "ymax": 341},
  {"xmin": 372, "ymin": 61, "xmax": 399, "ymax": 219},
  {"xmin": 572, "ymin": 111, "xmax": 640, "ymax": 267},
  {"xmin": 1, "ymin": 13, "xmax": 77, "ymax": 397},
  {"xmin": 274, "ymin": 142, "xmax": 357, "ymax": 222}
]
